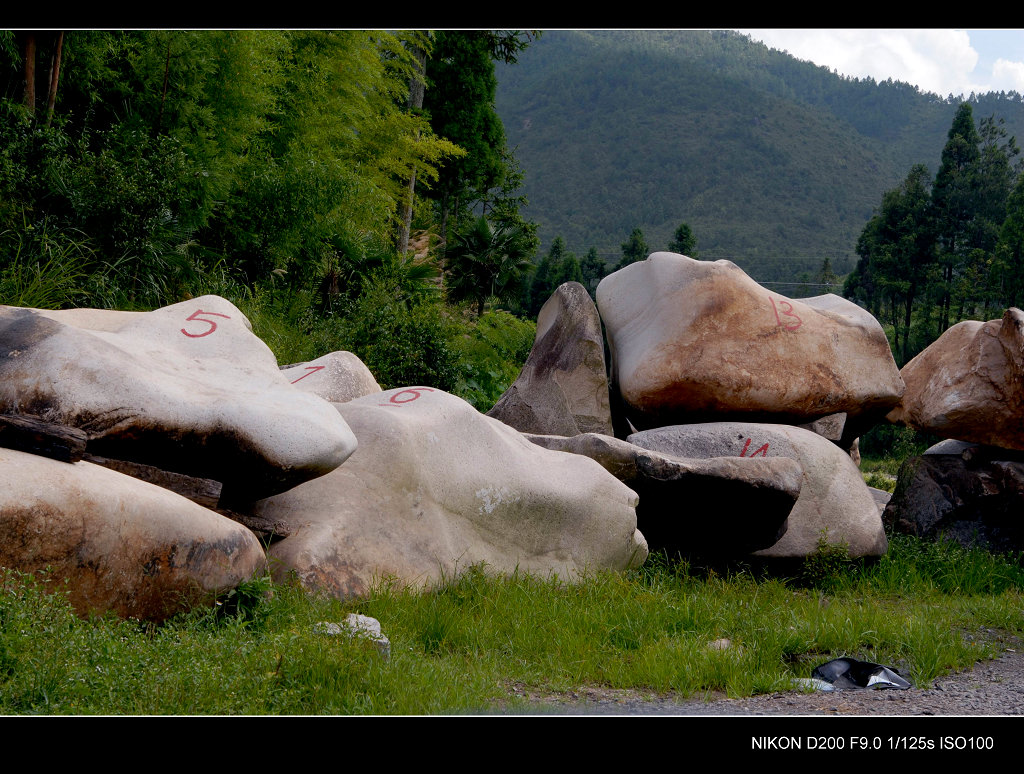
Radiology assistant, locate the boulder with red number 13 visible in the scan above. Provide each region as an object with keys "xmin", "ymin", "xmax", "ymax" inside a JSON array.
[{"xmin": 596, "ymin": 253, "xmax": 904, "ymax": 435}]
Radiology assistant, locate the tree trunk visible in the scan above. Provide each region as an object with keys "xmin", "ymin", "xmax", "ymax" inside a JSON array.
[
  {"xmin": 902, "ymin": 289, "xmax": 915, "ymax": 365},
  {"xmin": 397, "ymin": 43, "xmax": 427, "ymax": 255},
  {"xmin": 44, "ymin": 31, "xmax": 64, "ymax": 127},
  {"xmin": 157, "ymin": 37, "xmax": 172, "ymax": 135},
  {"xmin": 22, "ymin": 32, "xmax": 36, "ymax": 115}
]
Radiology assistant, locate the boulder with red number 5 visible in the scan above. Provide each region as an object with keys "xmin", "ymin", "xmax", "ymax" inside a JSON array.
[
  {"xmin": 596, "ymin": 253, "xmax": 904, "ymax": 434},
  {"xmin": 0, "ymin": 296, "xmax": 357, "ymax": 499},
  {"xmin": 251, "ymin": 387, "xmax": 649, "ymax": 599}
]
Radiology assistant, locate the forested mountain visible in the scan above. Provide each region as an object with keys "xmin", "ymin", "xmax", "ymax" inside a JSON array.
[{"xmin": 495, "ymin": 30, "xmax": 1024, "ymax": 284}]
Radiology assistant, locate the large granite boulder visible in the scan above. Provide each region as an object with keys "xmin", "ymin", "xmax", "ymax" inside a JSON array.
[
  {"xmin": 595, "ymin": 253, "xmax": 904, "ymax": 431},
  {"xmin": 487, "ymin": 282, "xmax": 613, "ymax": 436},
  {"xmin": 883, "ymin": 440, "xmax": 1024, "ymax": 553},
  {"xmin": 281, "ymin": 351, "xmax": 382, "ymax": 404},
  {"xmin": 525, "ymin": 431, "xmax": 801, "ymax": 556},
  {"xmin": 627, "ymin": 422, "xmax": 888, "ymax": 558},
  {"xmin": 252, "ymin": 387, "xmax": 648, "ymax": 599},
  {"xmin": 0, "ymin": 447, "xmax": 267, "ymax": 621},
  {"xmin": 888, "ymin": 308, "xmax": 1024, "ymax": 452},
  {"xmin": 0, "ymin": 296, "xmax": 357, "ymax": 500}
]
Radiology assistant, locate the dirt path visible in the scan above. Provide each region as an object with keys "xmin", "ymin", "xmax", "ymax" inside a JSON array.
[{"xmin": 503, "ymin": 644, "xmax": 1024, "ymax": 716}]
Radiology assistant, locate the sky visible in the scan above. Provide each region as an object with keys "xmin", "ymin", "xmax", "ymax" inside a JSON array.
[{"xmin": 736, "ymin": 29, "xmax": 1024, "ymax": 98}]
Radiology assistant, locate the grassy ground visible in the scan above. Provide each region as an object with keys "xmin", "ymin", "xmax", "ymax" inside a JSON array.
[
  {"xmin": 861, "ymin": 456, "xmax": 901, "ymax": 492},
  {"xmin": 2, "ymin": 535, "xmax": 1022, "ymax": 715}
]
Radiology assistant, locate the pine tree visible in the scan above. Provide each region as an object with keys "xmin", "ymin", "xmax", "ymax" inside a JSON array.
[
  {"xmin": 580, "ymin": 247, "xmax": 606, "ymax": 296},
  {"xmin": 615, "ymin": 227, "xmax": 648, "ymax": 271},
  {"xmin": 667, "ymin": 222, "xmax": 698, "ymax": 256}
]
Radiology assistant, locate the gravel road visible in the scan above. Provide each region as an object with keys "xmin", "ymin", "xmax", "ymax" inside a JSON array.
[{"xmin": 504, "ymin": 643, "xmax": 1024, "ymax": 716}]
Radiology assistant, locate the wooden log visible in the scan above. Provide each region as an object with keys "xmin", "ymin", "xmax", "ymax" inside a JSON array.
[
  {"xmin": 0, "ymin": 413, "xmax": 88, "ymax": 462},
  {"xmin": 83, "ymin": 454, "xmax": 222, "ymax": 510}
]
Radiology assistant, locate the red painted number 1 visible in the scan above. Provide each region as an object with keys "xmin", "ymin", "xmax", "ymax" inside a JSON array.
[
  {"xmin": 181, "ymin": 309, "xmax": 231, "ymax": 338},
  {"xmin": 740, "ymin": 438, "xmax": 770, "ymax": 457},
  {"xmin": 769, "ymin": 297, "xmax": 802, "ymax": 331}
]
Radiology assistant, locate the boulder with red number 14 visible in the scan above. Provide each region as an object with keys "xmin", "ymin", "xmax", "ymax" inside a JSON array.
[
  {"xmin": 0, "ymin": 295, "xmax": 357, "ymax": 499},
  {"xmin": 596, "ymin": 253, "xmax": 904, "ymax": 434}
]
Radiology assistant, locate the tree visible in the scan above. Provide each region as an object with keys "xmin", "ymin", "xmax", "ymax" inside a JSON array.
[
  {"xmin": 931, "ymin": 102, "xmax": 983, "ymax": 332},
  {"xmin": 668, "ymin": 222, "xmax": 698, "ymax": 256},
  {"xmin": 423, "ymin": 31, "xmax": 534, "ymax": 256},
  {"xmin": 815, "ymin": 256, "xmax": 838, "ymax": 291},
  {"xmin": 446, "ymin": 215, "xmax": 533, "ymax": 317},
  {"xmin": 396, "ymin": 33, "xmax": 430, "ymax": 256},
  {"xmin": 931, "ymin": 103, "xmax": 1018, "ymax": 330},
  {"xmin": 615, "ymin": 227, "xmax": 648, "ymax": 270},
  {"xmin": 580, "ymin": 247, "xmax": 606, "ymax": 296},
  {"xmin": 848, "ymin": 164, "xmax": 934, "ymax": 364},
  {"xmin": 526, "ymin": 235, "xmax": 574, "ymax": 316},
  {"xmin": 994, "ymin": 174, "xmax": 1024, "ymax": 310}
]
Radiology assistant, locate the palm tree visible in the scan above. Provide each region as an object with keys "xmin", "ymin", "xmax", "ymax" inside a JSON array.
[{"xmin": 446, "ymin": 215, "xmax": 533, "ymax": 316}]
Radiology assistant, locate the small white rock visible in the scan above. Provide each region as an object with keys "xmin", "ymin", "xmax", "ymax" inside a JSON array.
[{"xmin": 315, "ymin": 615, "xmax": 391, "ymax": 658}]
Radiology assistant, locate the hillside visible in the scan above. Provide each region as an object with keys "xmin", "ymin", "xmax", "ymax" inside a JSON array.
[{"xmin": 495, "ymin": 30, "xmax": 1024, "ymax": 282}]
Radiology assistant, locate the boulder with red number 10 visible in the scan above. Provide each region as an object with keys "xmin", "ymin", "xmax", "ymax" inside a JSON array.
[
  {"xmin": 596, "ymin": 253, "xmax": 904, "ymax": 433},
  {"xmin": 0, "ymin": 295, "xmax": 357, "ymax": 499}
]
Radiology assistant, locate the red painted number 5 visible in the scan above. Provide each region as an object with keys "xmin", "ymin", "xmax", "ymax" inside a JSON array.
[{"xmin": 181, "ymin": 309, "xmax": 231, "ymax": 338}]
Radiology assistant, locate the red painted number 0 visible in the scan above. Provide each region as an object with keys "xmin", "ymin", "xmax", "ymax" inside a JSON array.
[
  {"xmin": 181, "ymin": 309, "xmax": 231, "ymax": 338},
  {"xmin": 769, "ymin": 297, "xmax": 802, "ymax": 331},
  {"xmin": 740, "ymin": 438, "xmax": 770, "ymax": 457},
  {"xmin": 290, "ymin": 365, "xmax": 325, "ymax": 384},
  {"xmin": 380, "ymin": 387, "xmax": 435, "ymax": 406}
]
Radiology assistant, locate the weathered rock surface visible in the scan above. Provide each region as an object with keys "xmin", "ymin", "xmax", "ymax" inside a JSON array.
[
  {"xmin": 0, "ymin": 296, "xmax": 357, "ymax": 499},
  {"xmin": 627, "ymin": 422, "xmax": 888, "ymax": 558},
  {"xmin": 280, "ymin": 351, "xmax": 381, "ymax": 404},
  {"xmin": 888, "ymin": 308, "xmax": 1024, "ymax": 452},
  {"xmin": 0, "ymin": 447, "xmax": 267, "ymax": 621},
  {"xmin": 487, "ymin": 282, "xmax": 613, "ymax": 436},
  {"xmin": 883, "ymin": 440, "xmax": 1024, "ymax": 553},
  {"xmin": 868, "ymin": 486, "xmax": 892, "ymax": 516},
  {"xmin": 253, "ymin": 387, "xmax": 647, "ymax": 599},
  {"xmin": 595, "ymin": 253, "xmax": 904, "ymax": 431},
  {"xmin": 524, "ymin": 431, "xmax": 801, "ymax": 555}
]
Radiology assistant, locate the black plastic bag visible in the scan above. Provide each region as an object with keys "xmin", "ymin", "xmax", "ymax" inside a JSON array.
[{"xmin": 811, "ymin": 657, "xmax": 911, "ymax": 690}]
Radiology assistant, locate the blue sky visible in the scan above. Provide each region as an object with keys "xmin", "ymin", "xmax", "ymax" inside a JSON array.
[{"xmin": 737, "ymin": 29, "xmax": 1024, "ymax": 98}]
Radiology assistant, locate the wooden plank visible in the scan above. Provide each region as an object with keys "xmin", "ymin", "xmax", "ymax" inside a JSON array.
[
  {"xmin": 0, "ymin": 413, "xmax": 88, "ymax": 462},
  {"xmin": 83, "ymin": 454, "xmax": 223, "ymax": 510}
]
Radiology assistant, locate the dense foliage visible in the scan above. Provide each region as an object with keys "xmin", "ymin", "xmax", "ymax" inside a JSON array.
[{"xmin": 0, "ymin": 30, "xmax": 539, "ymax": 407}]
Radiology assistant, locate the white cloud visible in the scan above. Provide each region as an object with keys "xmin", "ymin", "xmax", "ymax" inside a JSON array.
[
  {"xmin": 990, "ymin": 58, "xmax": 1024, "ymax": 93},
  {"xmin": 737, "ymin": 29, "xmax": 989, "ymax": 98}
]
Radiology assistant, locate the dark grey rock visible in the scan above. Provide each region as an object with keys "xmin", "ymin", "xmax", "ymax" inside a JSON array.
[
  {"xmin": 524, "ymin": 431, "xmax": 800, "ymax": 556},
  {"xmin": 488, "ymin": 282, "xmax": 612, "ymax": 436},
  {"xmin": 884, "ymin": 451, "xmax": 1024, "ymax": 553}
]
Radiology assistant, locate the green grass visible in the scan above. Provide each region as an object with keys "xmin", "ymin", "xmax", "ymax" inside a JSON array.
[{"xmin": 2, "ymin": 535, "xmax": 1022, "ymax": 715}]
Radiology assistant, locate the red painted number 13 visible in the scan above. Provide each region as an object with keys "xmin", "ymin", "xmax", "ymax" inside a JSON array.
[
  {"xmin": 769, "ymin": 297, "xmax": 802, "ymax": 331},
  {"xmin": 181, "ymin": 309, "xmax": 231, "ymax": 338}
]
